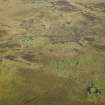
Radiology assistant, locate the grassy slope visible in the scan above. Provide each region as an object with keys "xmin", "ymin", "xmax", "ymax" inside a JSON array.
[{"xmin": 0, "ymin": 0, "xmax": 105, "ymax": 105}]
